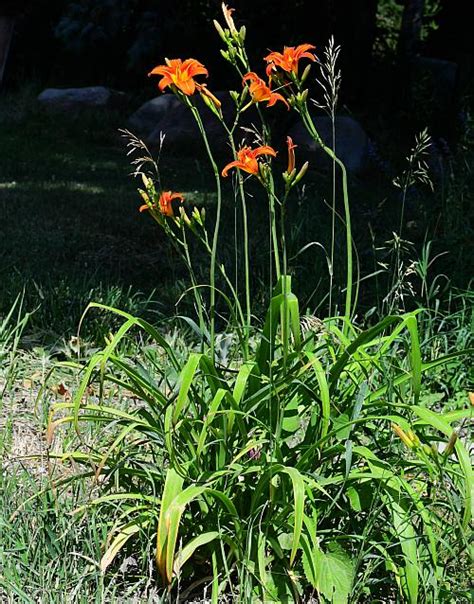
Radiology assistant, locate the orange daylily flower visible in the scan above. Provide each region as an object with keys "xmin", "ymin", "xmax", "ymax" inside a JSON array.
[
  {"xmin": 148, "ymin": 58, "xmax": 208, "ymax": 96},
  {"xmin": 286, "ymin": 136, "xmax": 297, "ymax": 174},
  {"xmin": 139, "ymin": 191, "xmax": 185, "ymax": 217},
  {"xmin": 222, "ymin": 145, "xmax": 277, "ymax": 177},
  {"xmin": 242, "ymin": 72, "xmax": 289, "ymax": 109},
  {"xmin": 264, "ymin": 44, "xmax": 316, "ymax": 78}
]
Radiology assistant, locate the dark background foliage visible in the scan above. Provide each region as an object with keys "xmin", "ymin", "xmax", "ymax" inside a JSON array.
[
  {"xmin": 2, "ymin": 1, "xmax": 473, "ymax": 141},
  {"xmin": 2, "ymin": 2, "xmax": 472, "ymax": 91}
]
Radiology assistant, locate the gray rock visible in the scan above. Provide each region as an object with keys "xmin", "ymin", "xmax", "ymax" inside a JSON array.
[
  {"xmin": 127, "ymin": 93, "xmax": 259, "ymax": 153},
  {"xmin": 37, "ymin": 86, "xmax": 127, "ymax": 112},
  {"xmin": 288, "ymin": 115, "xmax": 370, "ymax": 174},
  {"xmin": 127, "ymin": 95, "xmax": 182, "ymax": 138}
]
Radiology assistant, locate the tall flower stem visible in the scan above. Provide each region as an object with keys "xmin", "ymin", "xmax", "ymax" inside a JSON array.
[
  {"xmin": 180, "ymin": 223, "xmax": 206, "ymax": 343},
  {"xmin": 298, "ymin": 103, "xmax": 353, "ymax": 329},
  {"xmin": 224, "ymin": 122, "xmax": 251, "ymax": 360},
  {"xmin": 186, "ymin": 99, "xmax": 222, "ymax": 360},
  {"xmin": 266, "ymin": 175, "xmax": 281, "ymax": 282}
]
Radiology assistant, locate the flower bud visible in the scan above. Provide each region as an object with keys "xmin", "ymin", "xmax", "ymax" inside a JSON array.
[
  {"xmin": 213, "ymin": 20, "xmax": 228, "ymax": 43},
  {"xmin": 198, "ymin": 85, "xmax": 222, "ymax": 117},
  {"xmin": 406, "ymin": 429, "xmax": 420, "ymax": 448},
  {"xmin": 392, "ymin": 423, "xmax": 414, "ymax": 449},
  {"xmin": 294, "ymin": 161, "xmax": 309, "ymax": 184},
  {"xmin": 229, "ymin": 90, "xmax": 239, "ymax": 104},
  {"xmin": 239, "ymin": 25, "xmax": 246, "ymax": 43},
  {"xmin": 444, "ymin": 431, "xmax": 458, "ymax": 456},
  {"xmin": 138, "ymin": 188, "xmax": 149, "ymax": 204},
  {"xmin": 179, "ymin": 206, "xmax": 191, "ymax": 227},
  {"xmin": 297, "ymin": 89, "xmax": 309, "ymax": 103},
  {"xmin": 422, "ymin": 443, "xmax": 434, "ymax": 457},
  {"xmin": 191, "ymin": 206, "xmax": 201, "ymax": 222},
  {"xmin": 283, "ymin": 168, "xmax": 296, "ymax": 184},
  {"xmin": 301, "ymin": 64, "xmax": 312, "ymax": 84},
  {"xmin": 286, "ymin": 136, "xmax": 297, "ymax": 174}
]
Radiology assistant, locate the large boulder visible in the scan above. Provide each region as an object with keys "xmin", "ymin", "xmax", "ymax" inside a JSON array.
[
  {"xmin": 288, "ymin": 116, "xmax": 370, "ymax": 174},
  {"xmin": 127, "ymin": 93, "xmax": 261, "ymax": 153},
  {"xmin": 126, "ymin": 95, "xmax": 182, "ymax": 139},
  {"xmin": 37, "ymin": 86, "xmax": 127, "ymax": 112}
]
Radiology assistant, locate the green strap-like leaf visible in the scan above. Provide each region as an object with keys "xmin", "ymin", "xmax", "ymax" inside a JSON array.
[{"xmin": 173, "ymin": 353, "xmax": 202, "ymax": 425}]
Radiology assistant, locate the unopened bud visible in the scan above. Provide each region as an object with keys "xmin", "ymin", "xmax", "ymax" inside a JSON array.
[
  {"xmin": 392, "ymin": 423, "xmax": 414, "ymax": 449},
  {"xmin": 213, "ymin": 20, "xmax": 228, "ymax": 43},
  {"xmin": 407, "ymin": 429, "xmax": 420, "ymax": 448},
  {"xmin": 297, "ymin": 89, "xmax": 309, "ymax": 103},
  {"xmin": 191, "ymin": 206, "xmax": 205, "ymax": 227},
  {"xmin": 239, "ymin": 25, "xmax": 246, "ymax": 43},
  {"xmin": 422, "ymin": 443, "xmax": 434, "ymax": 457},
  {"xmin": 220, "ymin": 49, "xmax": 231, "ymax": 62},
  {"xmin": 301, "ymin": 64, "xmax": 312, "ymax": 84},
  {"xmin": 138, "ymin": 188, "xmax": 149, "ymax": 204},
  {"xmin": 294, "ymin": 161, "xmax": 309, "ymax": 184},
  {"xmin": 283, "ymin": 168, "xmax": 296, "ymax": 184},
  {"xmin": 230, "ymin": 90, "xmax": 240, "ymax": 104},
  {"xmin": 258, "ymin": 162, "xmax": 271, "ymax": 181},
  {"xmin": 179, "ymin": 206, "xmax": 191, "ymax": 226},
  {"xmin": 444, "ymin": 431, "xmax": 458, "ymax": 456},
  {"xmin": 199, "ymin": 85, "xmax": 222, "ymax": 117}
]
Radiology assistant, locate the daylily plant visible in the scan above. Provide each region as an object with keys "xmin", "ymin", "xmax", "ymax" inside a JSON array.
[
  {"xmin": 242, "ymin": 71, "xmax": 289, "ymax": 109},
  {"xmin": 265, "ymin": 43, "xmax": 316, "ymax": 78},
  {"xmin": 148, "ymin": 58, "xmax": 208, "ymax": 96},
  {"xmin": 139, "ymin": 190, "xmax": 185, "ymax": 217},
  {"xmin": 221, "ymin": 145, "xmax": 277, "ymax": 177}
]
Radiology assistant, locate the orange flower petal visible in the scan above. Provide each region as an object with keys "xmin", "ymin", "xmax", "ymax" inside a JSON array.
[
  {"xmin": 264, "ymin": 44, "xmax": 316, "ymax": 76},
  {"xmin": 183, "ymin": 58, "xmax": 208, "ymax": 78},
  {"xmin": 295, "ymin": 43, "xmax": 316, "ymax": 54},
  {"xmin": 158, "ymin": 76, "xmax": 173, "ymax": 91},
  {"xmin": 168, "ymin": 192, "xmax": 185, "ymax": 203},
  {"xmin": 148, "ymin": 65, "xmax": 171, "ymax": 76},
  {"xmin": 222, "ymin": 160, "xmax": 243, "ymax": 177},
  {"xmin": 176, "ymin": 78, "xmax": 196, "ymax": 96},
  {"xmin": 267, "ymin": 92, "xmax": 289, "ymax": 109},
  {"xmin": 148, "ymin": 58, "xmax": 208, "ymax": 97},
  {"xmin": 253, "ymin": 145, "xmax": 277, "ymax": 158}
]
